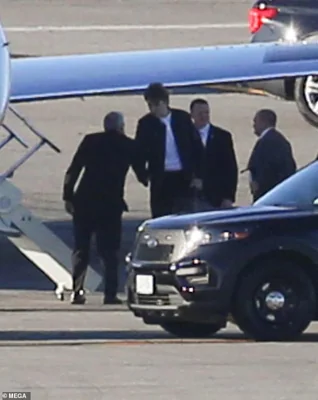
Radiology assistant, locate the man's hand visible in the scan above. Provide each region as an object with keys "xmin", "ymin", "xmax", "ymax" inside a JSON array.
[
  {"xmin": 250, "ymin": 180, "xmax": 259, "ymax": 196},
  {"xmin": 190, "ymin": 178, "xmax": 203, "ymax": 191},
  {"xmin": 64, "ymin": 201, "xmax": 74, "ymax": 215},
  {"xmin": 220, "ymin": 199, "xmax": 233, "ymax": 208}
]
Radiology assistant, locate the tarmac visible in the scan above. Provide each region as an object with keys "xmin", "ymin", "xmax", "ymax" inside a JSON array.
[{"xmin": 0, "ymin": 1, "xmax": 318, "ymax": 399}]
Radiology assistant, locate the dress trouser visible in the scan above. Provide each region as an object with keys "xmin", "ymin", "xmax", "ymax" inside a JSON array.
[
  {"xmin": 71, "ymin": 210, "xmax": 122, "ymax": 298},
  {"xmin": 150, "ymin": 170, "xmax": 192, "ymax": 218}
]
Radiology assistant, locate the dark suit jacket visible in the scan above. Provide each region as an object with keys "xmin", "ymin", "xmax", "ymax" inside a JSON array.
[
  {"xmin": 194, "ymin": 124, "xmax": 238, "ymax": 207},
  {"xmin": 247, "ymin": 128, "xmax": 296, "ymax": 200},
  {"xmin": 133, "ymin": 108, "xmax": 199, "ymax": 185},
  {"xmin": 62, "ymin": 130, "xmax": 136, "ymax": 217}
]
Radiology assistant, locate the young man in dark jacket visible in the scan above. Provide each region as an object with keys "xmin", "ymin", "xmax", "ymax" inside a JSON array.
[{"xmin": 133, "ymin": 82, "xmax": 200, "ymax": 217}]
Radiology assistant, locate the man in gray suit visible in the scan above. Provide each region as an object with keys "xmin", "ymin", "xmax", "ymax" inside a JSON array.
[{"xmin": 247, "ymin": 109, "xmax": 296, "ymax": 202}]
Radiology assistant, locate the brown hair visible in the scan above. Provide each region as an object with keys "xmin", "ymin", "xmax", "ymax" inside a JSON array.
[{"xmin": 143, "ymin": 82, "xmax": 169, "ymax": 104}]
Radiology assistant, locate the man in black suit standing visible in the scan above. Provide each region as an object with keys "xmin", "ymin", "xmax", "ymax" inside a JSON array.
[
  {"xmin": 133, "ymin": 82, "xmax": 199, "ymax": 218},
  {"xmin": 63, "ymin": 112, "xmax": 136, "ymax": 305},
  {"xmin": 247, "ymin": 109, "xmax": 296, "ymax": 201},
  {"xmin": 190, "ymin": 98, "xmax": 238, "ymax": 208}
]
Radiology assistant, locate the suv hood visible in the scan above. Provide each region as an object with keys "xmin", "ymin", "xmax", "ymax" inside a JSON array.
[{"xmin": 145, "ymin": 205, "xmax": 313, "ymax": 229}]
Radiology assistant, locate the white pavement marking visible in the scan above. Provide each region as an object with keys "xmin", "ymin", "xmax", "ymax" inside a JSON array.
[{"xmin": 6, "ymin": 23, "xmax": 247, "ymax": 33}]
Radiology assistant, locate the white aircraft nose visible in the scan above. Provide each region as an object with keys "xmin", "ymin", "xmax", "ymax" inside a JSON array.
[{"xmin": 0, "ymin": 22, "xmax": 10, "ymax": 124}]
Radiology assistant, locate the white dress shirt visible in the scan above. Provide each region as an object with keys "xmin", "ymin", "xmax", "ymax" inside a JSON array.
[
  {"xmin": 160, "ymin": 113, "xmax": 182, "ymax": 171},
  {"xmin": 198, "ymin": 123, "xmax": 210, "ymax": 147}
]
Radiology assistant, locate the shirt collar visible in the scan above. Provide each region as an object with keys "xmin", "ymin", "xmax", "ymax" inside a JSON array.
[
  {"xmin": 160, "ymin": 112, "xmax": 171, "ymax": 122},
  {"xmin": 198, "ymin": 123, "xmax": 210, "ymax": 134},
  {"xmin": 259, "ymin": 127, "xmax": 273, "ymax": 139}
]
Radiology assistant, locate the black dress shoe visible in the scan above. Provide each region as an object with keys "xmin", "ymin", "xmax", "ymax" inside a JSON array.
[
  {"xmin": 70, "ymin": 290, "xmax": 86, "ymax": 304},
  {"xmin": 103, "ymin": 296, "xmax": 122, "ymax": 305}
]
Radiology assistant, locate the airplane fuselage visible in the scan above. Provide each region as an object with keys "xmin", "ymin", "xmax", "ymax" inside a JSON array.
[{"xmin": 0, "ymin": 23, "xmax": 10, "ymax": 123}]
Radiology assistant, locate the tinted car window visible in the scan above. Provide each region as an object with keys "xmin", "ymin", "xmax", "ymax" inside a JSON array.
[{"xmin": 254, "ymin": 161, "xmax": 318, "ymax": 207}]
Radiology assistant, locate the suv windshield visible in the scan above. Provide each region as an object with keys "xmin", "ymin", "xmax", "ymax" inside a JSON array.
[{"xmin": 254, "ymin": 160, "xmax": 318, "ymax": 208}]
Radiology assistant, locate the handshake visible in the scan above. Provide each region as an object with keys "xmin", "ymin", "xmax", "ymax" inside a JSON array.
[{"xmin": 64, "ymin": 200, "xmax": 74, "ymax": 215}]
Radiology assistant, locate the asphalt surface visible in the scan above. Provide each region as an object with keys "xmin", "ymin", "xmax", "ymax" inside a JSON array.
[
  {"xmin": 0, "ymin": 1, "xmax": 318, "ymax": 399},
  {"xmin": 0, "ymin": 294, "xmax": 318, "ymax": 400}
]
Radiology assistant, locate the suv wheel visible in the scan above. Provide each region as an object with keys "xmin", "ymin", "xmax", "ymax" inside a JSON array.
[
  {"xmin": 294, "ymin": 33, "xmax": 318, "ymax": 129},
  {"xmin": 160, "ymin": 321, "xmax": 222, "ymax": 338},
  {"xmin": 232, "ymin": 259, "xmax": 316, "ymax": 341},
  {"xmin": 295, "ymin": 75, "xmax": 318, "ymax": 128}
]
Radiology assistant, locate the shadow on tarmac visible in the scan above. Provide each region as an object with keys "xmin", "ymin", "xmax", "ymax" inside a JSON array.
[
  {"xmin": 0, "ymin": 329, "xmax": 317, "ymax": 344},
  {"xmin": 0, "ymin": 216, "xmax": 144, "ymax": 293},
  {"xmin": 0, "ymin": 328, "xmax": 248, "ymax": 343}
]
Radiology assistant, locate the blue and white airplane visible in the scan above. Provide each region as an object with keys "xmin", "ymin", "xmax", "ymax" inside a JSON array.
[{"xmin": 2, "ymin": 21, "xmax": 318, "ymax": 125}]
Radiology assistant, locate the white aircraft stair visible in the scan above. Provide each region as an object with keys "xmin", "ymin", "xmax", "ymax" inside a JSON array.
[{"xmin": 0, "ymin": 106, "xmax": 102, "ymax": 300}]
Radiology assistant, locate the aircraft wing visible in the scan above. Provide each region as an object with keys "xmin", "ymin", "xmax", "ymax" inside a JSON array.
[{"xmin": 9, "ymin": 41, "xmax": 318, "ymax": 103}]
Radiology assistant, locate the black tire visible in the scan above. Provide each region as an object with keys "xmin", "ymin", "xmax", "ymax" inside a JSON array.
[
  {"xmin": 232, "ymin": 259, "xmax": 316, "ymax": 341},
  {"xmin": 294, "ymin": 76, "xmax": 318, "ymax": 129},
  {"xmin": 294, "ymin": 33, "xmax": 318, "ymax": 129},
  {"xmin": 160, "ymin": 321, "xmax": 222, "ymax": 338}
]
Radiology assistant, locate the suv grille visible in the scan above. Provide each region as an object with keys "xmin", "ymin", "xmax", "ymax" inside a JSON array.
[
  {"xmin": 136, "ymin": 243, "xmax": 174, "ymax": 261},
  {"xmin": 136, "ymin": 293, "xmax": 170, "ymax": 306},
  {"xmin": 133, "ymin": 229, "xmax": 186, "ymax": 263}
]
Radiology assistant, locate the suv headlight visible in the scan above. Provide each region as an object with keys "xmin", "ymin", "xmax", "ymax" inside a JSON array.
[
  {"xmin": 184, "ymin": 226, "xmax": 212, "ymax": 247},
  {"xmin": 184, "ymin": 226, "xmax": 250, "ymax": 252}
]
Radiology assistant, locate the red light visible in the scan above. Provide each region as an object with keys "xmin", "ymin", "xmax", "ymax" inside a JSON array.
[{"xmin": 248, "ymin": 6, "xmax": 278, "ymax": 34}]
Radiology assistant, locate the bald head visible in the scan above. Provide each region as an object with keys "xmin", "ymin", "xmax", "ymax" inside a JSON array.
[
  {"xmin": 103, "ymin": 111, "xmax": 125, "ymax": 134},
  {"xmin": 253, "ymin": 109, "xmax": 277, "ymax": 136}
]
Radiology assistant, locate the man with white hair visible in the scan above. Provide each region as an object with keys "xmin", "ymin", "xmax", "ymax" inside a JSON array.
[{"xmin": 63, "ymin": 111, "xmax": 136, "ymax": 305}]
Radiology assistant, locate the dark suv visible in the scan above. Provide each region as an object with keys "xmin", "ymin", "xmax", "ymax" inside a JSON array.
[
  {"xmin": 248, "ymin": 0, "xmax": 318, "ymax": 128},
  {"xmin": 126, "ymin": 161, "xmax": 318, "ymax": 341}
]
